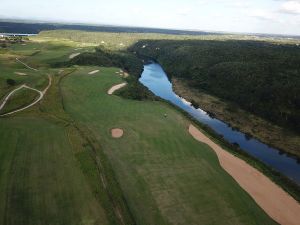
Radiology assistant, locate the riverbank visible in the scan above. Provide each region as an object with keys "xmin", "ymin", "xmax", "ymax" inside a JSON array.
[
  {"xmin": 139, "ymin": 63, "xmax": 300, "ymax": 203},
  {"xmin": 158, "ymin": 95, "xmax": 300, "ymax": 203},
  {"xmin": 172, "ymin": 78, "xmax": 300, "ymax": 159}
]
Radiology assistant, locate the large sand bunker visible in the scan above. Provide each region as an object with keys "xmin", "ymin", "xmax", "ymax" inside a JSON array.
[
  {"xmin": 111, "ymin": 128, "xmax": 124, "ymax": 138},
  {"xmin": 188, "ymin": 124, "xmax": 300, "ymax": 225},
  {"xmin": 88, "ymin": 70, "xmax": 99, "ymax": 75},
  {"xmin": 69, "ymin": 53, "xmax": 81, "ymax": 59},
  {"xmin": 108, "ymin": 82, "xmax": 127, "ymax": 95}
]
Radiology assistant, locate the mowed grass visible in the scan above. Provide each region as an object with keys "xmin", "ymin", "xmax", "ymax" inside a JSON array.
[
  {"xmin": 0, "ymin": 40, "xmax": 90, "ymax": 114},
  {"xmin": 0, "ymin": 88, "xmax": 39, "ymax": 114},
  {"xmin": 62, "ymin": 66, "xmax": 277, "ymax": 225},
  {"xmin": 0, "ymin": 117, "xmax": 110, "ymax": 225},
  {"xmin": 0, "ymin": 42, "xmax": 49, "ymax": 98}
]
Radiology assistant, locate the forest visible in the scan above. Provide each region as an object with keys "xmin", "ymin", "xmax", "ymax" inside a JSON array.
[{"xmin": 130, "ymin": 40, "xmax": 300, "ymax": 133}]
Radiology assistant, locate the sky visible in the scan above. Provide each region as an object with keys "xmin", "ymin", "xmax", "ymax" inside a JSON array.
[{"xmin": 1, "ymin": 0, "xmax": 300, "ymax": 35}]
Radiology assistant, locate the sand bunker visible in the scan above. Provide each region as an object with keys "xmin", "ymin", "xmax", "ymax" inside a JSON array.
[
  {"xmin": 188, "ymin": 124, "xmax": 300, "ymax": 225},
  {"xmin": 14, "ymin": 72, "xmax": 27, "ymax": 76},
  {"xmin": 69, "ymin": 53, "xmax": 81, "ymax": 59},
  {"xmin": 123, "ymin": 72, "xmax": 129, "ymax": 78},
  {"xmin": 111, "ymin": 128, "xmax": 124, "ymax": 138},
  {"xmin": 88, "ymin": 70, "xmax": 99, "ymax": 75},
  {"xmin": 108, "ymin": 82, "xmax": 127, "ymax": 95}
]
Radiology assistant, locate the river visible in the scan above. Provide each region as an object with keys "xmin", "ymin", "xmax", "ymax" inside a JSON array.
[{"xmin": 139, "ymin": 62, "xmax": 300, "ymax": 185}]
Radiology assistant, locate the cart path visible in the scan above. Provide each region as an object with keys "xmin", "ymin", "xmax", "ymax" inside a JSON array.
[
  {"xmin": 0, "ymin": 75, "xmax": 52, "ymax": 117},
  {"xmin": 16, "ymin": 58, "xmax": 38, "ymax": 71}
]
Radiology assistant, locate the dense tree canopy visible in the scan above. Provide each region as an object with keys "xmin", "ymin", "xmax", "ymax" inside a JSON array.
[{"xmin": 130, "ymin": 40, "xmax": 300, "ymax": 132}]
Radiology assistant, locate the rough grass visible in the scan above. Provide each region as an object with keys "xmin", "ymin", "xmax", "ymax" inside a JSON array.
[
  {"xmin": 0, "ymin": 117, "xmax": 109, "ymax": 225},
  {"xmin": 61, "ymin": 66, "xmax": 277, "ymax": 225},
  {"xmin": 0, "ymin": 88, "xmax": 40, "ymax": 114}
]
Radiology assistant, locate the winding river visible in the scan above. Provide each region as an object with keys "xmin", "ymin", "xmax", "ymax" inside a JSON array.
[{"xmin": 139, "ymin": 62, "xmax": 300, "ymax": 185}]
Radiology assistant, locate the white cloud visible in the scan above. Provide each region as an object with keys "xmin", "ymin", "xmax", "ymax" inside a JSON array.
[
  {"xmin": 278, "ymin": 1, "xmax": 300, "ymax": 14},
  {"xmin": 176, "ymin": 7, "xmax": 192, "ymax": 16},
  {"xmin": 249, "ymin": 9, "xmax": 276, "ymax": 21}
]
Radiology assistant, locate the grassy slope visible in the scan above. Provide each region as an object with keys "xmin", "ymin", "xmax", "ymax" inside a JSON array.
[
  {"xmin": 62, "ymin": 66, "xmax": 277, "ymax": 225},
  {"xmin": 0, "ymin": 117, "xmax": 109, "ymax": 225}
]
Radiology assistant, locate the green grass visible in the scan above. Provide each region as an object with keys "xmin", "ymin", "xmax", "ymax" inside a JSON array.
[
  {"xmin": 0, "ymin": 32, "xmax": 289, "ymax": 225},
  {"xmin": 61, "ymin": 66, "xmax": 277, "ymax": 225},
  {"xmin": 0, "ymin": 46, "xmax": 133, "ymax": 224},
  {"xmin": 0, "ymin": 88, "xmax": 39, "ymax": 114},
  {"xmin": 0, "ymin": 39, "xmax": 90, "ymax": 113},
  {"xmin": 0, "ymin": 117, "xmax": 109, "ymax": 225},
  {"xmin": 0, "ymin": 42, "xmax": 51, "ymax": 98}
]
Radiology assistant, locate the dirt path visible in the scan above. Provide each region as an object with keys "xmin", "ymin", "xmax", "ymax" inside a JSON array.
[
  {"xmin": 0, "ymin": 75, "xmax": 52, "ymax": 117},
  {"xmin": 16, "ymin": 58, "xmax": 38, "ymax": 71},
  {"xmin": 107, "ymin": 82, "xmax": 127, "ymax": 95},
  {"xmin": 188, "ymin": 124, "xmax": 300, "ymax": 225}
]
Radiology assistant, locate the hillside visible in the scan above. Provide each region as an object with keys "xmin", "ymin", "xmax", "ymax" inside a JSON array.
[{"xmin": 130, "ymin": 39, "xmax": 300, "ymax": 156}]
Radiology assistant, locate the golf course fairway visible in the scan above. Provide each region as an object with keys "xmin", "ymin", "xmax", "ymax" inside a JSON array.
[
  {"xmin": 61, "ymin": 66, "xmax": 277, "ymax": 225},
  {"xmin": 2, "ymin": 33, "xmax": 299, "ymax": 225}
]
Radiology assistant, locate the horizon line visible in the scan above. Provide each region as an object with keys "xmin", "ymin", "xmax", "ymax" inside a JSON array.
[{"xmin": 1, "ymin": 17, "xmax": 300, "ymax": 38}]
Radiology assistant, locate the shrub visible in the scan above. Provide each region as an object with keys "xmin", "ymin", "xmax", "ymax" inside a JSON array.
[{"xmin": 6, "ymin": 79, "xmax": 16, "ymax": 86}]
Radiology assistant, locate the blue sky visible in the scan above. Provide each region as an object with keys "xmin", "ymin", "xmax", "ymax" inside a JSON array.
[{"xmin": 1, "ymin": 0, "xmax": 300, "ymax": 35}]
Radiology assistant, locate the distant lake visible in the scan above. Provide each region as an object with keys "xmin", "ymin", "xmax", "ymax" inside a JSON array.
[
  {"xmin": 139, "ymin": 62, "xmax": 300, "ymax": 185},
  {"xmin": 0, "ymin": 33, "xmax": 37, "ymax": 37}
]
